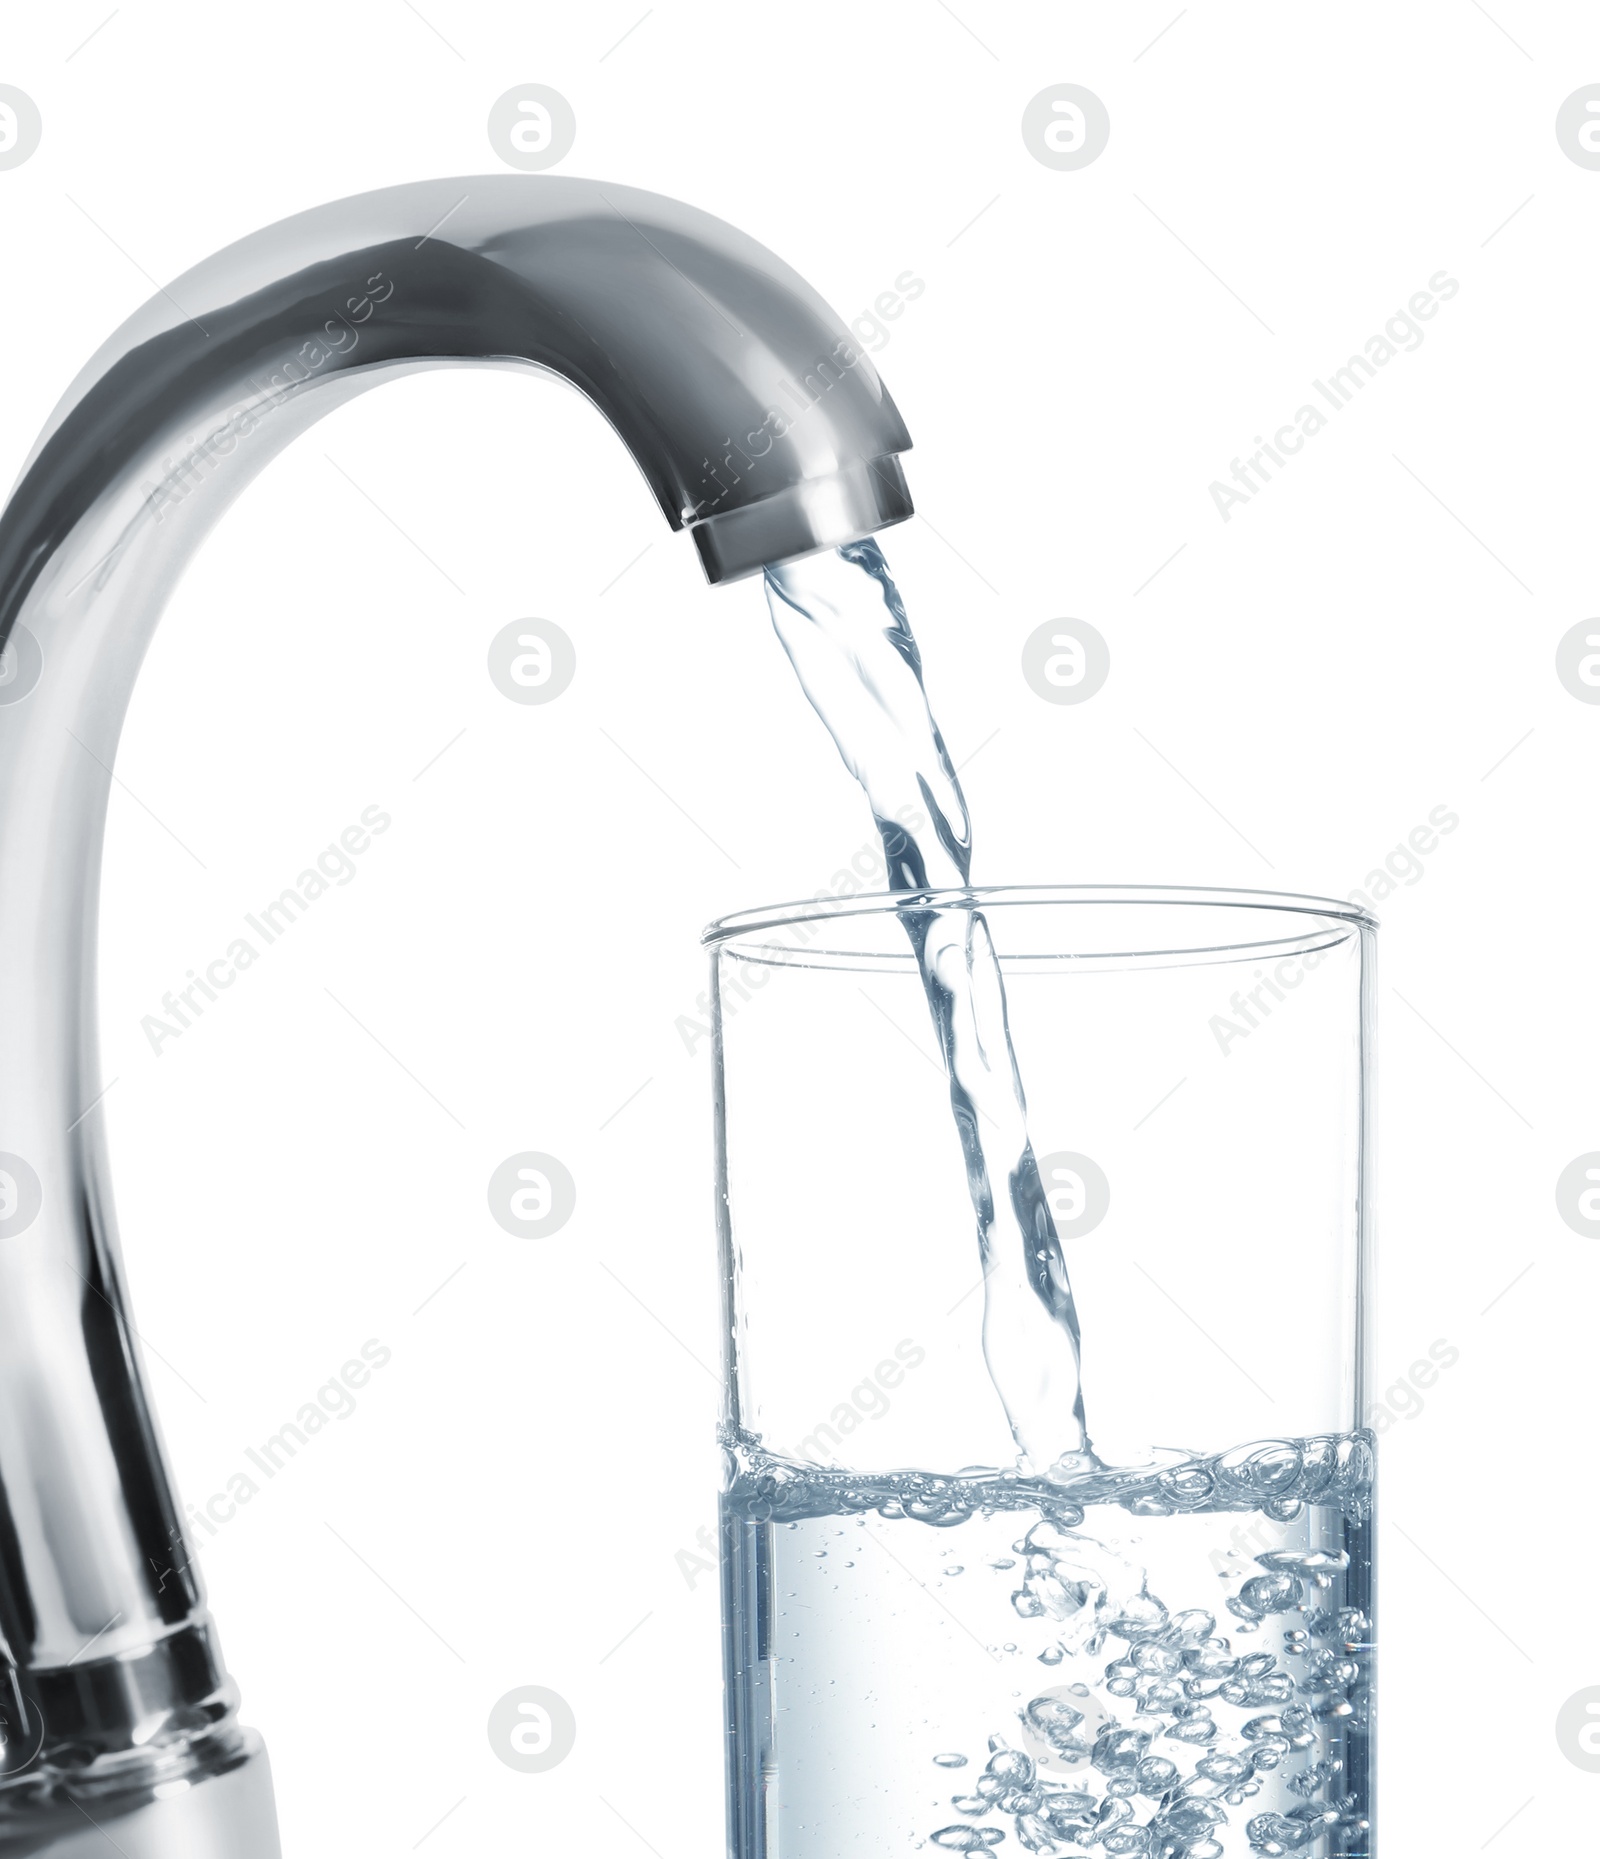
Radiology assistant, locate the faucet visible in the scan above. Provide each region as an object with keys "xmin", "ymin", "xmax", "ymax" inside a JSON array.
[{"xmin": 0, "ymin": 175, "xmax": 913, "ymax": 1856}]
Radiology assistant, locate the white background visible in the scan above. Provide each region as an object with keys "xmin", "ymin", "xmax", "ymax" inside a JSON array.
[{"xmin": 0, "ymin": 2, "xmax": 1594, "ymax": 1852}]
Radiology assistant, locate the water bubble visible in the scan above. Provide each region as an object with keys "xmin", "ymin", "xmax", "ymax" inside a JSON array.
[
  {"xmin": 1130, "ymin": 1642, "xmax": 1182, "ymax": 1677},
  {"xmin": 1302, "ymin": 1649, "xmax": 1361, "ymax": 1689},
  {"xmin": 1151, "ymin": 1802, "xmax": 1226, "ymax": 1847},
  {"xmin": 945, "ymin": 1565, "xmax": 965, "ymax": 1576},
  {"xmin": 1100, "ymin": 1828, "xmax": 1151, "ymax": 1855},
  {"xmin": 1039, "ymin": 1787, "xmax": 1098, "ymax": 1813},
  {"xmin": 907, "ymin": 1498, "xmax": 974, "ymax": 1528},
  {"xmin": 951, "ymin": 1795, "xmax": 988, "ymax": 1815},
  {"xmin": 1246, "ymin": 1735, "xmax": 1292, "ymax": 1772},
  {"xmin": 1093, "ymin": 1796, "xmax": 1135, "ymax": 1834},
  {"xmin": 1229, "ymin": 1574, "xmax": 1303, "ymax": 1621},
  {"xmin": 1196, "ymin": 1751, "xmax": 1252, "ymax": 1786},
  {"xmin": 1037, "ymin": 1793, "xmax": 1100, "ymax": 1848},
  {"xmin": 1032, "ymin": 1572, "xmax": 1092, "ymax": 1621},
  {"xmin": 1166, "ymin": 1609, "xmax": 1217, "ymax": 1645},
  {"xmin": 1279, "ymin": 1705, "xmax": 1316, "ymax": 1748},
  {"xmin": 931, "ymin": 1827, "xmax": 989, "ymax": 1850},
  {"xmin": 1137, "ymin": 1679, "xmax": 1187, "ymax": 1716},
  {"xmin": 933, "ymin": 1754, "xmax": 970, "ymax": 1769},
  {"xmin": 1038, "ymin": 1646, "xmax": 1065, "ymax": 1666},
  {"xmin": 987, "ymin": 1749, "xmax": 1036, "ymax": 1787},
  {"xmin": 1216, "ymin": 1440, "xmax": 1304, "ymax": 1500},
  {"xmin": 1156, "ymin": 1465, "xmax": 1216, "ymax": 1509},
  {"xmin": 1135, "ymin": 1755, "xmax": 1178, "ymax": 1796},
  {"xmin": 1103, "ymin": 1593, "xmax": 1168, "ymax": 1640},
  {"xmin": 1338, "ymin": 1608, "xmax": 1371, "ymax": 1638},
  {"xmin": 1163, "ymin": 1705, "xmax": 1216, "ymax": 1745},
  {"xmin": 1288, "ymin": 1803, "xmax": 1341, "ymax": 1833},
  {"xmin": 1020, "ymin": 1690, "xmax": 1113, "ymax": 1774},
  {"xmin": 1013, "ymin": 1813, "xmax": 1062, "ymax": 1853},
  {"xmin": 1219, "ymin": 1672, "xmax": 1294, "ymax": 1707},
  {"xmin": 1182, "ymin": 1641, "xmax": 1238, "ymax": 1681},
  {"xmin": 1090, "ymin": 1725, "xmax": 1151, "ymax": 1776},
  {"xmin": 1152, "ymin": 1806, "xmax": 1226, "ymax": 1851},
  {"xmin": 1245, "ymin": 1813, "xmax": 1308, "ymax": 1854},
  {"xmin": 1256, "ymin": 1549, "xmax": 1348, "ymax": 1575},
  {"xmin": 1286, "ymin": 1758, "xmax": 1340, "ymax": 1798}
]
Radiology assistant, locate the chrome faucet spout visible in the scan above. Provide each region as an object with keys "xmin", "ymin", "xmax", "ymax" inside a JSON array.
[{"xmin": 0, "ymin": 175, "xmax": 913, "ymax": 1855}]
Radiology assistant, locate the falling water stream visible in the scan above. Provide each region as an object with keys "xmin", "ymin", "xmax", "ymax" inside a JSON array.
[{"xmin": 764, "ymin": 539, "xmax": 1092, "ymax": 1478}]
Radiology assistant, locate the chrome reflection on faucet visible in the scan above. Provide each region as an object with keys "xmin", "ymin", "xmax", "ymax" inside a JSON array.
[{"xmin": 0, "ymin": 176, "xmax": 913, "ymax": 1856}]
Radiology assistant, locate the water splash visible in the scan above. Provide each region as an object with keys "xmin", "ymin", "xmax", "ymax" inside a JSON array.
[{"xmin": 763, "ymin": 540, "xmax": 1093, "ymax": 1473}]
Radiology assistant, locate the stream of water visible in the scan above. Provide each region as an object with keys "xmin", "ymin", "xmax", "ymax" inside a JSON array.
[{"xmin": 764, "ymin": 539, "xmax": 1091, "ymax": 1477}]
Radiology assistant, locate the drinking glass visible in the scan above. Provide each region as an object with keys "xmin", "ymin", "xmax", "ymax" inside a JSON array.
[{"xmin": 708, "ymin": 886, "xmax": 1376, "ymax": 1859}]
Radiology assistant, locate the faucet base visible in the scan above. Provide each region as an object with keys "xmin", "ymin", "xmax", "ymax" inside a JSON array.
[{"xmin": 0, "ymin": 1731, "xmax": 279, "ymax": 1857}]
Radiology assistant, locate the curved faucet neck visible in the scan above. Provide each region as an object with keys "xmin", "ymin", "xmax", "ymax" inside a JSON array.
[
  {"xmin": 0, "ymin": 174, "xmax": 912, "ymax": 1853},
  {"xmin": 0, "ymin": 174, "xmax": 911, "ymax": 616}
]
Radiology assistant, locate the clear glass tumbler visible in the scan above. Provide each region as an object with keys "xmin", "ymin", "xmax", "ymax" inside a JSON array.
[{"xmin": 708, "ymin": 886, "xmax": 1376, "ymax": 1859}]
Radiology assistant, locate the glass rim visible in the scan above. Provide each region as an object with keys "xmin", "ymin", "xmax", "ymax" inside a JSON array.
[{"xmin": 703, "ymin": 883, "xmax": 1377, "ymax": 958}]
